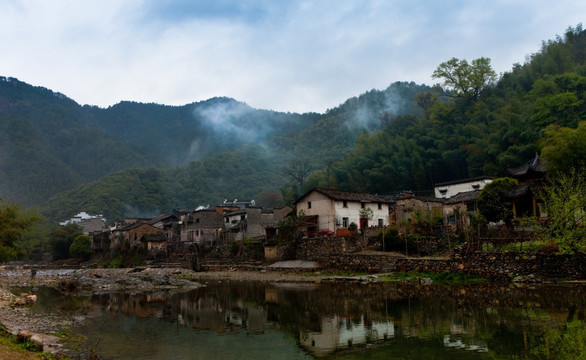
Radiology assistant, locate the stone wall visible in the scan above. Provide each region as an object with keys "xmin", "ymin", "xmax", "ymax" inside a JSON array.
[{"xmin": 290, "ymin": 236, "xmax": 586, "ymax": 281}]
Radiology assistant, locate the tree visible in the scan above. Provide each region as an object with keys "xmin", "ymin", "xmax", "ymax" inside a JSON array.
[
  {"xmin": 283, "ymin": 159, "xmax": 313, "ymax": 196},
  {"xmin": 0, "ymin": 200, "xmax": 43, "ymax": 262},
  {"xmin": 49, "ymin": 223, "xmax": 83, "ymax": 260},
  {"xmin": 530, "ymin": 73, "xmax": 586, "ymax": 128},
  {"xmin": 540, "ymin": 121, "xmax": 586, "ymax": 172},
  {"xmin": 432, "ymin": 57, "xmax": 497, "ymax": 101},
  {"xmin": 69, "ymin": 234, "xmax": 92, "ymax": 260},
  {"xmin": 477, "ymin": 178, "xmax": 519, "ymax": 224},
  {"xmin": 536, "ymin": 169, "xmax": 586, "ymax": 254}
]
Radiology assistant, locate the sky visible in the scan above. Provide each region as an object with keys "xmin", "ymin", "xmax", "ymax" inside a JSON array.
[{"xmin": 1, "ymin": 1, "xmax": 585, "ymax": 114}]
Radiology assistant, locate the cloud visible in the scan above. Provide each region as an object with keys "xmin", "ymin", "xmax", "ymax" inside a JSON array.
[{"xmin": 0, "ymin": 1, "xmax": 585, "ymax": 113}]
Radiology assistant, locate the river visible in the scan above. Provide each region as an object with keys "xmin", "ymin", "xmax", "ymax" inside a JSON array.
[{"xmin": 31, "ymin": 279, "xmax": 586, "ymax": 359}]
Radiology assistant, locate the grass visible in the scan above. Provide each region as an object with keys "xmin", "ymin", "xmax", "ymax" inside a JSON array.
[
  {"xmin": 0, "ymin": 326, "xmax": 66, "ymax": 360},
  {"xmin": 379, "ymin": 271, "xmax": 486, "ymax": 284},
  {"xmin": 481, "ymin": 239, "xmax": 558, "ymax": 253}
]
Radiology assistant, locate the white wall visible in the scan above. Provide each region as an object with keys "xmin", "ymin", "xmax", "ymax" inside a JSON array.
[{"xmin": 435, "ymin": 178, "xmax": 493, "ymax": 198}]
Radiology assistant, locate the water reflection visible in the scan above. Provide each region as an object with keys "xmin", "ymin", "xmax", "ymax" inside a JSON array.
[{"xmin": 60, "ymin": 281, "xmax": 586, "ymax": 359}]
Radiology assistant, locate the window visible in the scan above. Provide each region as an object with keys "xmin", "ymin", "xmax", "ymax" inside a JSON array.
[
  {"xmin": 467, "ymin": 203, "xmax": 476, "ymax": 212},
  {"xmin": 308, "ymin": 201, "xmax": 312, "ymax": 209},
  {"xmin": 343, "ymin": 217, "xmax": 349, "ymax": 228},
  {"xmin": 240, "ymin": 215, "xmax": 246, "ymax": 221},
  {"xmin": 378, "ymin": 219, "xmax": 383, "ymax": 227},
  {"xmin": 343, "ymin": 201, "xmax": 347, "ymax": 208},
  {"xmin": 378, "ymin": 202, "xmax": 382, "ymax": 210},
  {"xmin": 225, "ymin": 218, "xmax": 229, "ymax": 223},
  {"xmin": 361, "ymin": 202, "xmax": 365, "ymax": 209}
]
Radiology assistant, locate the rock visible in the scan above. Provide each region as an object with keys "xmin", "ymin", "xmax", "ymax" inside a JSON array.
[{"xmin": 30, "ymin": 333, "xmax": 62, "ymax": 354}]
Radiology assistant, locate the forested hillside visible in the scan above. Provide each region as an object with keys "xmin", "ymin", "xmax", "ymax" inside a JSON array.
[
  {"xmin": 0, "ymin": 75, "xmax": 425, "ymax": 220},
  {"xmin": 307, "ymin": 25, "xmax": 586, "ymax": 195}
]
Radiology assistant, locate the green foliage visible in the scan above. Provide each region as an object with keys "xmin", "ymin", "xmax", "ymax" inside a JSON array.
[
  {"xmin": 0, "ymin": 200, "xmax": 43, "ymax": 262},
  {"xmin": 541, "ymin": 121, "xmax": 586, "ymax": 172},
  {"xmin": 379, "ymin": 227, "xmax": 399, "ymax": 251},
  {"xmin": 477, "ymin": 178, "xmax": 518, "ymax": 223},
  {"xmin": 348, "ymin": 222, "xmax": 358, "ymax": 233},
  {"xmin": 535, "ymin": 169, "xmax": 586, "ymax": 254},
  {"xmin": 530, "ymin": 320, "xmax": 586, "ymax": 360},
  {"xmin": 432, "ymin": 57, "xmax": 497, "ymax": 101},
  {"xmin": 48, "ymin": 223, "xmax": 83, "ymax": 260},
  {"xmin": 530, "ymin": 74, "xmax": 586, "ymax": 128},
  {"xmin": 69, "ymin": 234, "xmax": 92, "ymax": 260}
]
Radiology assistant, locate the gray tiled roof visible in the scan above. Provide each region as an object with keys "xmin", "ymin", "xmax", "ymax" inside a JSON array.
[
  {"xmin": 507, "ymin": 155, "xmax": 547, "ymax": 177},
  {"xmin": 299, "ymin": 188, "xmax": 392, "ymax": 203}
]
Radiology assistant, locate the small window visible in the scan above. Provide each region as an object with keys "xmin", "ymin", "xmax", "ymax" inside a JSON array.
[
  {"xmin": 378, "ymin": 219, "xmax": 383, "ymax": 227},
  {"xmin": 361, "ymin": 202, "xmax": 365, "ymax": 209},
  {"xmin": 225, "ymin": 218, "xmax": 229, "ymax": 223},
  {"xmin": 196, "ymin": 218, "xmax": 200, "ymax": 223},
  {"xmin": 343, "ymin": 201, "xmax": 347, "ymax": 208},
  {"xmin": 467, "ymin": 203, "xmax": 476, "ymax": 212},
  {"xmin": 343, "ymin": 217, "xmax": 349, "ymax": 228},
  {"xmin": 240, "ymin": 215, "xmax": 246, "ymax": 221},
  {"xmin": 378, "ymin": 202, "xmax": 382, "ymax": 210},
  {"xmin": 308, "ymin": 201, "xmax": 312, "ymax": 209},
  {"xmin": 447, "ymin": 215, "xmax": 456, "ymax": 224}
]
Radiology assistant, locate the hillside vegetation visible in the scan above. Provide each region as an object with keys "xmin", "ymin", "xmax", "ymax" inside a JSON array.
[
  {"xmin": 0, "ymin": 75, "xmax": 425, "ymax": 220},
  {"xmin": 308, "ymin": 25, "xmax": 586, "ymax": 195}
]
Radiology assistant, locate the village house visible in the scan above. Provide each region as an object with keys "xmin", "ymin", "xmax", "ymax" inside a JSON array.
[
  {"xmin": 224, "ymin": 206, "xmax": 291, "ymax": 242},
  {"xmin": 434, "ymin": 176, "xmax": 494, "ymax": 199},
  {"xmin": 59, "ymin": 211, "xmax": 107, "ymax": 235},
  {"xmin": 180, "ymin": 206, "xmax": 238, "ymax": 246},
  {"xmin": 109, "ymin": 222, "xmax": 163, "ymax": 252},
  {"xmin": 295, "ymin": 188, "xmax": 391, "ymax": 236},
  {"xmin": 390, "ymin": 192, "xmax": 445, "ymax": 225},
  {"xmin": 442, "ymin": 190, "xmax": 482, "ymax": 225}
]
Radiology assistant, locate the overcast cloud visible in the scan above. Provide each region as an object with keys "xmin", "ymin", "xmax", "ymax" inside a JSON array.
[{"xmin": 1, "ymin": 0, "xmax": 584, "ymax": 113}]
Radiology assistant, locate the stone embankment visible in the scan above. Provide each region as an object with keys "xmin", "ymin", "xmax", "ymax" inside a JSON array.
[{"xmin": 285, "ymin": 236, "xmax": 586, "ymax": 281}]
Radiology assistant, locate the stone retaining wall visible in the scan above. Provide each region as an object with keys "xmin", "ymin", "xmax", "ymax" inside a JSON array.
[
  {"xmin": 290, "ymin": 236, "xmax": 586, "ymax": 280},
  {"xmin": 316, "ymin": 252, "xmax": 586, "ymax": 280}
]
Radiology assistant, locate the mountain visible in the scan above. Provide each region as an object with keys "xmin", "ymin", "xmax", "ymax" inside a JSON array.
[
  {"xmin": 0, "ymin": 76, "xmax": 427, "ymax": 220},
  {"xmin": 306, "ymin": 25, "xmax": 586, "ymax": 195}
]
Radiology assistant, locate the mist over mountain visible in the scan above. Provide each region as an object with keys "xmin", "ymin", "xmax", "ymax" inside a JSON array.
[{"xmin": 0, "ymin": 76, "xmax": 426, "ymax": 220}]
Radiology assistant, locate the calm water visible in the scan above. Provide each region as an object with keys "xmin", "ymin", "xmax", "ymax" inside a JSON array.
[{"xmin": 34, "ymin": 280, "xmax": 586, "ymax": 359}]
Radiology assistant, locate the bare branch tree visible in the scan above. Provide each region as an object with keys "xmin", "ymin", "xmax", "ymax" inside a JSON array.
[{"xmin": 283, "ymin": 159, "xmax": 313, "ymax": 193}]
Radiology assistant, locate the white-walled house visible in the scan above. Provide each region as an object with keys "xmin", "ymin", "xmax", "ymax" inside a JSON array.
[
  {"xmin": 295, "ymin": 188, "xmax": 391, "ymax": 235},
  {"xmin": 434, "ymin": 176, "xmax": 494, "ymax": 199}
]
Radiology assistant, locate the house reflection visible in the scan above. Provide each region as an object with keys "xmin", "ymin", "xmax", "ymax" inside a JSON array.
[{"xmin": 299, "ymin": 314, "xmax": 394, "ymax": 357}]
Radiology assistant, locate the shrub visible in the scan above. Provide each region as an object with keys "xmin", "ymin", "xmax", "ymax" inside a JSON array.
[{"xmin": 69, "ymin": 235, "xmax": 92, "ymax": 260}]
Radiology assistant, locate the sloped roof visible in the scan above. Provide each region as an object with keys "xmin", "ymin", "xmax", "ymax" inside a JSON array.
[
  {"xmin": 435, "ymin": 176, "xmax": 495, "ymax": 187},
  {"xmin": 507, "ymin": 154, "xmax": 547, "ymax": 177},
  {"xmin": 297, "ymin": 188, "xmax": 392, "ymax": 204},
  {"xmin": 444, "ymin": 190, "xmax": 481, "ymax": 204}
]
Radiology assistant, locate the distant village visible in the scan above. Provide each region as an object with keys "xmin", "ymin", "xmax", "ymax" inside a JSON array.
[{"xmin": 61, "ymin": 155, "xmax": 545, "ymax": 265}]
